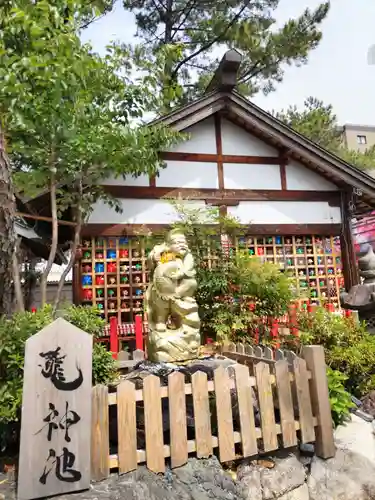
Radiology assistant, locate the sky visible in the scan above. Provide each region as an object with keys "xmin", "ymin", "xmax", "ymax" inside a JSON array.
[{"xmin": 81, "ymin": 0, "xmax": 375, "ymax": 125}]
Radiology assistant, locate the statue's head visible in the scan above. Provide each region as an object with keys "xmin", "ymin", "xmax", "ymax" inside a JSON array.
[{"xmin": 166, "ymin": 229, "xmax": 189, "ymax": 256}]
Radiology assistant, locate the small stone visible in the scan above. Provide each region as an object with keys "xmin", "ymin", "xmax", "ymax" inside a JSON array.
[
  {"xmin": 354, "ymin": 409, "xmax": 374, "ymax": 422},
  {"xmin": 299, "ymin": 443, "xmax": 315, "ymax": 456},
  {"xmin": 255, "ymin": 459, "xmax": 275, "ymax": 469},
  {"xmin": 351, "ymin": 395, "xmax": 362, "ymax": 407}
]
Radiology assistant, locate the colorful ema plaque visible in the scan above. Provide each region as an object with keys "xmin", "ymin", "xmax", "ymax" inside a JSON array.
[
  {"xmin": 235, "ymin": 234, "xmax": 344, "ymax": 309},
  {"xmin": 79, "ymin": 236, "xmax": 147, "ymax": 323},
  {"xmin": 78, "ymin": 233, "xmax": 344, "ymax": 323}
]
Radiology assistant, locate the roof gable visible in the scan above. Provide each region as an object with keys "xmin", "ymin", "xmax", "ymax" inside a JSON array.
[{"xmin": 151, "ymin": 90, "xmax": 375, "ymax": 213}]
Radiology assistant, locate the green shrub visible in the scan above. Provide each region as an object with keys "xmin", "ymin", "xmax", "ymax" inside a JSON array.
[
  {"xmin": 327, "ymin": 367, "xmax": 355, "ymax": 427},
  {"xmin": 203, "ymin": 253, "xmax": 294, "ymax": 342},
  {"xmin": 285, "ymin": 307, "xmax": 375, "ymax": 398},
  {"xmin": 0, "ymin": 305, "xmax": 117, "ymax": 430},
  {"xmin": 62, "ymin": 304, "xmax": 106, "ymax": 337},
  {"xmin": 168, "ymin": 202, "xmax": 295, "ymax": 342},
  {"xmin": 92, "ymin": 343, "xmax": 118, "ymax": 385}
]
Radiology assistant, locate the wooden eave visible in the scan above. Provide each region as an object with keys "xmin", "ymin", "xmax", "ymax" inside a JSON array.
[{"xmin": 150, "ymin": 91, "xmax": 375, "ymax": 215}]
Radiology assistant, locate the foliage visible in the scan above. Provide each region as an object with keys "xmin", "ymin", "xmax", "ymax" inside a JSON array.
[
  {"xmin": 62, "ymin": 304, "xmax": 106, "ymax": 337},
  {"xmin": 286, "ymin": 307, "xmax": 375, "ymax": 397},
  {"xmin": 0, "ymin": 305, "xmax": 116, "ymax": 431},
  {"xmin": 92, "ymin": 343, "xmax": 118, "ymax": 386},
  {"xmin": 327, "ymin": 367, "xmax": 355, "ymax": 427},
  {"xmin": 275, "ymin": 97, "xmax": 375, "ymax": 171},
  {"xmin": 0, "ymin": 0, "xmax": 180, "ymax": 311},
  {"xmin": 169, "ymin": 201, "xmax": 294, "ymax": 342},
  {"xmin": 123, "ymin": 0, "xmax": 330, "ymax": 106}
]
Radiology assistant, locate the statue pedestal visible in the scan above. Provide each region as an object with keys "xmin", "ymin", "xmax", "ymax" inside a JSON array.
[{"xmin": 147, "ymin": 327, "xmax": 201, "ymax": 363}]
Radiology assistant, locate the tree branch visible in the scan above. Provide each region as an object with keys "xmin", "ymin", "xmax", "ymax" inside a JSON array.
[
  {"xmin": 170, "ymin": 0, "xmax": 251, "ymax": 80},
  {"xmin": 40, "ymin": 166, "xmax": 58, "ymax": 307}
]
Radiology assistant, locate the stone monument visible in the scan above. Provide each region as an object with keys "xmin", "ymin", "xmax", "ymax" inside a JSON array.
[
  {"xmin": 341, "ymin": 244, "xmax": 375, "ymax": 332},
  {"xmin": 145, "ymin": 229, "xmax": 201, "ymax": 362}
]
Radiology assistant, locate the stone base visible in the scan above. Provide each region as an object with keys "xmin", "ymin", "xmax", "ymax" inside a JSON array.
[{"xmin": 147, "ymin": 327, "xmax": 201, "ymax": 363}]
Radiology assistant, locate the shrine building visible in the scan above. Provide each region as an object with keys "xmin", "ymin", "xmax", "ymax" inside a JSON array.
[{"xmin": 26, "ymin": 50, "xmax": 375, "ymax": 324}]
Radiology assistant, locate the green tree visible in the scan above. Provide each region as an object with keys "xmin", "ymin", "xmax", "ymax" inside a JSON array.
[
  {"xmin": 275, "ymin": 97, "xmax": 375, "ymax": 171},
  {"xmin": 123, "ymin": 0, "xmax": 330, "ymax": 106},
  {"xmin": 0, "ymin": 0, "xmax": 179, "ymax": 313}
]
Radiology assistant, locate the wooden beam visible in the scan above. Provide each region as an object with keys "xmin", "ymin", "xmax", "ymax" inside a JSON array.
[
  {"xmin": 160, "ymin": 151, "xmax": 280, "ymax": 165},
  {"xmin": 16, "ymin": 211, "xmax": 77, "ymax": 227},
  {"xmin": 340, "ymin": 191, "xmax": 360, "ymax": 291},
  {"xmin": 82, "ymin": 223, "xmax": 342, "ymax": 237},
  {"xmin": 205, "ymin": 199, "xmax": 239, "ymax": 207},
  {"xmin": 279, "ymin": 150, "xmax": 288, "ymax": 190},
  {"xmin": 214, "ymin": 114, "xmax": 224, "ymax": 189},
  {"xmin": 101, "ymin": 185, "xmax": 341, "ymax": 206}
]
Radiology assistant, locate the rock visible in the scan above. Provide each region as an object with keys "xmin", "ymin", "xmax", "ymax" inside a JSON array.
[
  {"xmin": 334, "ymin": 413, "xmax": 375, "ymax": 463},
  {"xmin": 353, "ymin": 408, "xmax": 374, "ymax": 422},
  {"xmin": 298, "ymin": 455, "xmax": 312, "ymax": 469},
  {"xmin": 236, "ymin": 464, "xmax": 262, "ymax": 500},
  {"xmin": 261, "ymin": 454, "xmax": 306, "ymax": 500},
  {"xmin": 308, "ymin": 448, "xmax": 375, "ymax": 500},
  {"xmin": 237, "ymin": 454, "xmax": 306, "ymax": 500},
  {"xmin": 277, "ymin": 484, "xmax": 309, "ymax": 500},
  {"xmin": 308, "ymin": 413, "xmax": 375, "ymax": 500},
  {"xmin": 351, "ymin": 395, "xmax": 362, "ymax": 407},
  {"xmin": 1, "ymin": 458, "xmax": 242, "ymax": 500},
  {"xmin": 299, "ymin": 443, "xmax": 314, "ymax": 456},
  {"xmin": 361, "ymin": 390, "xmax": 375, "ymax": 418}
]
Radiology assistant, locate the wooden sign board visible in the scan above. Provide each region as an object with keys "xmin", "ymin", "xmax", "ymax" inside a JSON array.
[{"xmin": 18, "ymin": 318, "xmax": 93, "ymax": 500}]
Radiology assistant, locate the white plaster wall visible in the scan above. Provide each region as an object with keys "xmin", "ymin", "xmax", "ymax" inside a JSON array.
[
  {"xmin": 223, "ymin": 163, "xmax": 281, "ymax": 190},
  {"xmin": 157, "ymin": 160, "xmax": 218, "ymax": 188},
  {"xmin": 101, "ymin": 173, "xmax": 149, "ymax": 186},
  {"xmin": 286, "ymin": 160, "xmax": 338, "ymax": 191},
  {"xmin": 88, "ymin": 199, "xmax": 207, "ymax": 224},
  {"xmin": 228, "ymin": 201, "xmax": 341, "ymax": 225},
  {"xmin": 221, "ymin": 118, "xmax": 278, "ymax": 156},
  {"xmin": 166, "ymin": 116, "xmax": 216, "ymax": 154}
]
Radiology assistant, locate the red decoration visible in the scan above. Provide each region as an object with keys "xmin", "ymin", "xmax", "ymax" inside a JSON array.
[
  {"xmin": 96, "ymin": 275, "xmax": 105, "ymax": 285},
  {"xmin": 107, "ymin": 262, "xmax": 117, "ymax": 273},
  {"xmin": 96, "ymin": 252, "xmax": 104, "ymax": 259},
  {"xmin": 257, "ymin": 248, "xmax": 264, "ymax": 256},
  {"xmin": 119, "ymin": 249, "xmax": 129, "ymax": 258},
  {"xmin": 82, "ymin": 289, "xmax": 93, "ymax": 300},
  {"xmin": 84, "ymin": 264, "xmax": 91, "ymax": 273}
]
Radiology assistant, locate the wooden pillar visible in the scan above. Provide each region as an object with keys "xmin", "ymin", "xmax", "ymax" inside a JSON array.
[
  {"xmin": 72, "ymin": 254, "xmax": 82, "ymax": 305},
  {"xmin": 340, "ymin": 191, "xmax": 360, "ymax": 291},
  {"xmin": 302, "ymin": 346, "xmax": 335, "ymax": 459}
]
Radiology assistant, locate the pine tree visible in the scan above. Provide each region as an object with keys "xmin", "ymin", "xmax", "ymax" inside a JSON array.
[{"xmin": 124, "ymin": 0, "xmax": 330, "ymax": 105}]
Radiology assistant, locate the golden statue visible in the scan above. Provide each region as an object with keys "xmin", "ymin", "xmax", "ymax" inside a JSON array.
[{"xmin": 145, "ymin": 230, "xmax": 201, "ymax": 362}]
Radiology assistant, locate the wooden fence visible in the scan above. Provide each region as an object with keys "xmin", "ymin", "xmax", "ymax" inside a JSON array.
[{"xmin": 90, "ymin": 344, "xmax": 334, "ymax": 480}]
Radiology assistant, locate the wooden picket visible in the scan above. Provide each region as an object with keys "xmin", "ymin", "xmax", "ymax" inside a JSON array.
[{"xmin": 90, "ymin": 344, "xmax": 335, "ymax": 480}]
